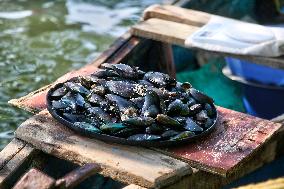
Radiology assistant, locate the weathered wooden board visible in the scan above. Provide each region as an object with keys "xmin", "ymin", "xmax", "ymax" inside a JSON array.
[
  {"xmin": 123, "ymin": 184, "xmax": 146, "ymax": 189},
  {"xmin": 12, "ymin": 168, "xmax": 55, "ymax": 189},
  {"xmin": 133, "ymin": 6, "xmax": 284, "ymax": 70},
  {"xmin": 0, "ymin": 139, "xmax": 26, "ymax": 170},
  {"xmin": 132, "ymin": 18, "xmax": 199, "ymax": 47},
  {"xmin": 0, "ymin": 141, "xmax": 35, "ymax": 185},
  {"xmin": 155, "ymin": 107, "xmax": 282, "ymax": 177},
  {"xmin": 235, "ymin": 177, "xmax": 284, "ymax": 189},
  {"xmin": 15, "ymin": 110, "xmax": 192, "ymax": 189},
  {"xmin": 143, "ymin": 4, "xmax": 210, "ymax": 27}
]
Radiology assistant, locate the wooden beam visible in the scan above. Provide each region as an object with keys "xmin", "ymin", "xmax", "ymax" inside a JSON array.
[
  {"xmin": 122, "ymin": 184, "xmax": 146, "ymax": 189},
  {"xmin": 143, "ymin": 4, "xmax": 210, "ymax": 27},
  {"xmin": 132, "ymin": 18, "xmax": 198, "ymax": 47},
  {"xmin": 15, "ymin": 110, "xmax": 192, "ymax": 189},
  {"xmin": 153, "ymin": 107, "xmax": 282, "ymax": 177},
  {"xmin": 12, "ymin": 169, "xmax": 55, "ymax": 189},
  {"xmin": 0, "ymin": 139, "xmax": 26, "ymax": 170},
  {"xmin": 235, "ymin": 177, "xmax": 284, "ymax": 189},
  {"xmin": 0, "ymin": 143, "xmax": 35, "ymax": 186},
  {"xmin": 55, "ymin": 163, "xmax": 102, "ymax": 188},
  {"xmin": 133, "ymin": 6, "xmax": 284, "ymax": 70}
]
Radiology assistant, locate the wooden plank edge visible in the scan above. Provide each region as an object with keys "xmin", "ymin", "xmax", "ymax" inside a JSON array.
[
  {"xmin": 143, "ymin": 4, "xmax": 210, "ymax": 27},
  {"xmin": 234, "ymin": 177, "xmax": 284, "ymax": 189},
  {"xmin": 122, "ymin": 184, "xmax": 146, "ymax": 189},
  {"xmin": 14, "ymin": 114, "xmax": 192, "ymax": 189},
  {"xmin": 133, "ymin": 17, "xmax": 284, "ymax": 70},
  {"xmin": 0, "ymin": 139, "xmax": 27, "ymax": 170},
  {"xmin": 180, "ymin": 141, "xmax": 278, "ymax": 189},
  {"xmin": 8, "ymin": 84, "xmax": 52, "ymax": 113},
  {"xmin": 0, "ymin": 143, "xmax": 36, "ymax": 187},
  {"xmin": 152, "ymin": 120, "xmax": 282, "ymax": 178},
  {"xmin": 131, "ymin": 18, "xmax": 199, "ymax": 46},
  {"xmin": 14, "ymin": 136, "xmax": 191, "ymax": 189}
]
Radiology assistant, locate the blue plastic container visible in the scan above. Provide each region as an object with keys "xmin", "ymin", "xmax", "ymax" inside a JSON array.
[
  {"xmin": 242, "ymin": 84, "xmax": 284, "ymax": 119},
  {"xmin": 225, "ymin": 57, "xmax": 284, "ymax": 86},
  {"xmin": 223, "ymin": 67, "xmax": 284, "ymax": 119}
]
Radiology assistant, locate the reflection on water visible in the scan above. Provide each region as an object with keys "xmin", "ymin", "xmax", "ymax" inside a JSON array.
[{"xmin": 0, "ymin": 0, "xmax": 162, "ymax": 149}]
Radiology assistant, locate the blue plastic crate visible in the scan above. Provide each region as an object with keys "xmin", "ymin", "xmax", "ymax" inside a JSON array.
[
  {"xmin": 226, "ymin": 57, "xmax": 284, "ymax": 86},
  {"xmin": 223, "ymin": 66, "xmax": 284, "ymax": 119}
]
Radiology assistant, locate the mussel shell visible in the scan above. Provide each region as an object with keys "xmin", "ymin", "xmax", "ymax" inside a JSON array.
[
  {"xmin": 91, "ymin": 85, "xmax": 106, "ymax": 96},
  {"xmin": 189, "ymin": 88, "xmax": 213, "ymax": 104},
  {"xmin": 156, "ymin": 114, "xmax": 184, "ymax": 129},
  {"xmin": 92, "ymin": 69, "xmax": 119, "ymax": 78},
  {"xmin": 161, "ymin": 130, "xmax": 179, "ymax": 139},
  {"xmin": 130, "ymin": 97, "xmax": 145, "ymax": 109},
  {"xmin": 87, "ymin": 93, "xmax": 104, "ymax": 105},
  {"xmin": 74, "ymin": 122, "xmax": 101, "ymax": 133},
  {"xmin": 100, "ymin": 123, "xmax": 127, "ymax": 134},
  {"xmin": 184, "ymin": 118, "xmax": 203, "ymax": 132},
  {"xmin": 144, "ymin": 72, "xmax": 176, "ymax": 88},
  {"xmin": 204, "ymin": 103, "xmax": 216, "ymax": 118},
  {"xmin": 62, "ymin": 113, "xmax": 85, "ymax": 122},
  {"xmin": 113, "ymin": 128, "xmax": 142, "ymax": 138},
  {"xmin": 122, "ymin": 117, "xmax": 154, "ymax": 127},
  {"xmin": 195, "ymin": 110, "xmax": 209, "ymax": 122},
  {"xmin": 64, "ymin": 82, "xmax": 90, "ymax": 95},
  {"xmin": 127, "ymin": 134, "xmax": 161, "ymax": 141},
  {"xmin": 46, "ymin": 64, "xmax": 218, "ymax": 147},
  {"xmin": 170, "ymin": 131, "xmax": 195, "ymax": 141},
  {"xmin": 106, "ymin": 81, "xmax": 146, "ymax": 98},
  {"xmin": 167, "ymin": 99, "xmax": 189, "ymax": 116},
  {"xmin": 101, "ymin": 63, "xmax": 138, "ymax": 79},
  {"xmin": 87, "ymin": 107, "xmax": 114, "ymax": 123},
  {"xmin": 145, "ymin": 123, "xmax": 165, "ymax": 135},
  {"xmin": 189, "ymin": 104, "xmax": 203, "ymax": 115},
  {"xmin": 142, "ymin": 90, "xmax": 160, "ymax": 117},
  {"xmin": 51, "ymin": 86, "xmax": 67, "ymax": 99}
]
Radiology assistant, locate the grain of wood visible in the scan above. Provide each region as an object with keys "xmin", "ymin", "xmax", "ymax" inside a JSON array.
[
  {"xmin": 235, "ymin": 177, "xmax": 284, "ymax": 189},
  {"xmin": 134, "ymin": 6, "xmax": 284, "ymax": 70},
  {"xmin": 154, "ymin": 107, "xmax": 282, "ymax": 177},
  {"xmin": 0, "ymin": 144, "xmax": 35, "ymax": 185},
  {"xmin": 122, "ymin": 184, "xmax": 146, "ymax": 189},
  {"xmin": 12, "ymin": 168, "xmax": 55, "ymax": 189},
  {"xmin": 15, "ymin": 110, "xmax": 192, "ymax": 189},
  {"xmin": 132, "ymin": 18, "xmax": 199, "ymax": 46},
  {"xmin": 0, "ymin": 139, "xmax": 26, "ymax": 170},
  {"xmin": 143, "ymin": 4, "xmax": 210, "ymax": 27}
]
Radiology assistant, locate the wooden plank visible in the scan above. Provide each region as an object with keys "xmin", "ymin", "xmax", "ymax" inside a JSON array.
[
  {"xmin": 55, "ymin": 163, "xmax": 102, "ymax": 188},
  {"xmin": 143, "ymin": 4, "xmax": 210, "ymax": 27},
  {"xmin": 14, "ymin": 111, "xmax": 192, "ymax": 189},
  {"xmin": 0, "ymin": 144, "xmax": 35, "ymax": 185},
  {"xmin": 132, "ymin": 18, "xmax": 199, "ymax": 46},
  {"xmin": 155, "ymin": 107, "xmax": 282, "ymax": 177},
  {"xmin": 132, "ymin": 17, "xmax": 284, "ymax": 70},
  {"xmin": 182, "ymin": 140, "xmax": 277, "ymax": 189},
  {"xmin": 235, "ymin": 177, "xmax": 284, "ymax": 189},
  {"xmin": 122, "ymin": 184, "xmax": 146, "ymax": 189},
  {"xmin": 12, "ymin": 168, "xmax": 55, "ymax": 189},
  {"xmin": 272, "ymin": 113, "xmax": 284, "ymax": 124},
  {"xmin": 0, "ymin": 139, "xmax": 26, "ymax": 170}
]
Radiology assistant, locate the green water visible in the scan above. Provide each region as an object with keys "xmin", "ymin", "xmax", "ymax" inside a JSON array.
[{"xmin": 0, "ymin": 0, "xmax": 162, "ymax": 149}]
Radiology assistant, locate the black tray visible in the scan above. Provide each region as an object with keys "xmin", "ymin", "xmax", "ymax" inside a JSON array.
[{"xmin": 46, "ymin": 82, "xmax": 218, "ymax": 147}]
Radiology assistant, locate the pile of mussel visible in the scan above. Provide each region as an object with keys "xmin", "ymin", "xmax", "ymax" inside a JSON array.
[{"xmin": 47, "ymin": 63, "xmax": 217, "ymax": 145}]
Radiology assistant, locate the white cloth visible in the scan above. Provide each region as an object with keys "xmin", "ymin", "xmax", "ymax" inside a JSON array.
[{"xmin": 185, "ymin": 16, "xmax": 284, "ymax": 57}]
